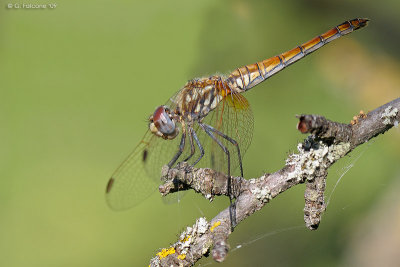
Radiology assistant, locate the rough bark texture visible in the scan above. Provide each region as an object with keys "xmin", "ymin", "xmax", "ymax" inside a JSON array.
[{"xmin": 149, "ymin": 98, "xmax": 399, "ymax": 267}]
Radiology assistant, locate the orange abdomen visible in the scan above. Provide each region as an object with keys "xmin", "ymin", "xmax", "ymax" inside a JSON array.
[{"xmin": 226, "ymin": 18, "xmax": 369, "ymax": 92}]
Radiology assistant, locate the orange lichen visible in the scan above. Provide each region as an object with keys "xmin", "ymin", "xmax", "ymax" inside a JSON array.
[
  {"xmin": 350, "ymin": 110, "xmax": 368, "ymax": 125},
  {"xmin": 210, "ymin": 221, "xmax": 221, "ymax": 232}
]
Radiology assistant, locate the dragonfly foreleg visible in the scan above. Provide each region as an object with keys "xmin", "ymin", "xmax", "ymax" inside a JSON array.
[{"xmin": 167, "ymin": 131, "xmax": 186, "ymax": 168}]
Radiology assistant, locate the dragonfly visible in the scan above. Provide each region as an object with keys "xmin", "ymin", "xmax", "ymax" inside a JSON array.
[{"xmin": 106, "ymin": 18, "xmax": 368, "ymax": 211}]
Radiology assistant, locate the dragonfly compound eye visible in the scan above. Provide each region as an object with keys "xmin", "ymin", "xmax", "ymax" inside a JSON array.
[{"xmin": 150, "ymin": 106, "xmax": 179, "ymax": 139}]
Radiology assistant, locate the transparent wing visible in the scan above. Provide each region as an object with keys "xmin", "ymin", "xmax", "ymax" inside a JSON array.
[
  {"xmin": 204, "ymin": 92, "xmax": 254, "ymax": 176},
  {"xmin": 106, "ymin": 87, "xmax": 253, "ymax": 210},
  {"xmin": 106, "ymin": 127, "xmax": 186, "ymax": 210},
  {"xmin": 182, "ymin": 91, "xmax": 254, "ymax": 177},
  {"xmin": 106, "ymin": 89, "xmax": 194, "ymax": 210}
]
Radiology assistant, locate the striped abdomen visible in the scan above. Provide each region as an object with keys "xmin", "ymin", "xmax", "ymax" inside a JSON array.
[{"xmin": 226, "ymin": 18, "xmax": 369, "ymax": 93}]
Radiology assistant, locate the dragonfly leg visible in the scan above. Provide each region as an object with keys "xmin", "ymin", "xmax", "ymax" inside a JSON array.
[
  {"xmin": 199, "ymin": 123, "xmax": 237, "ymax": 230},
  {"xmin": 199, "ymin": 123, "xmax": 231, "ymax": 176},
  {"xmin": 183, "ymin": 127, "xmax": 196, "ymax": 162},
  {"xmin": 167, "ymin": 131, "xmax": 186, "ymax": 168},
  {"xmin": 200, "ymin": 124, "xmax": 243, "ymax": 178},
  {"xmin": 190, "ymin": 127, "xmax": 205, "ymax": 166}
]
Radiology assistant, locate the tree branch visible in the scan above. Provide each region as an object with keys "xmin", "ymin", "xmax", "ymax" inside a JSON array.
[{"xmin": 149, "ymin": 98, "xmax": 399, "ymax": 266}]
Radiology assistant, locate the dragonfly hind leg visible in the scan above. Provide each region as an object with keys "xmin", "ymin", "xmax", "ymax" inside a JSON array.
[
  {"xmin": 200, "ymin": 124, "xmax": 244, "ymax": 178},
  {"xmin": 199, "ymin": 122, "xmax": 240, "ymax": 230}
]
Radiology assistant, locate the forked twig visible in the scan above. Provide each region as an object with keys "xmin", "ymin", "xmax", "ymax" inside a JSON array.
[{"xmin": 150, "ymin": 98, "xmax": 399, "ymax": 266}]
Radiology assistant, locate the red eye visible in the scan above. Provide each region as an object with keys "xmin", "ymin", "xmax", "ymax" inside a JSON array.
[
  {"xmin": 153, "ymin": 106, "xmax": 166, "ymax": 122},
  {"xmin": 153, "ymin": 106, "xmax": 176, "ymax": 135}
]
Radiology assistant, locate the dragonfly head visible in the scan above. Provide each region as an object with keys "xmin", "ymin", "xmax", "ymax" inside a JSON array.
[{"xmin": 149, "ymin": 106, "xmax": 179, "ymax": 140}]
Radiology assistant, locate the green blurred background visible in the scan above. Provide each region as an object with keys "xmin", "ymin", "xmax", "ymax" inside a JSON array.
[{"xmin": 1, "ymin": 0, "xmax": 399, "ymax": 266}]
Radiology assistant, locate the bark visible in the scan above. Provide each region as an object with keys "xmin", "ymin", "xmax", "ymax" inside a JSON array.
[{"xmin": 150, "ymin": 98, "xmax": 400, "ymax": 266}]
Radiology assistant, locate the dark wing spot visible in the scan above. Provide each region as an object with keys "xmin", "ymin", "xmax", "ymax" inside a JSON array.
[
  {"xmin": 106, "ymin": 177, "xmax": 115, "ymax": 193},
  {"xmin": 142, "ymin": 149, "xmax": 148, "ymax": 162}
]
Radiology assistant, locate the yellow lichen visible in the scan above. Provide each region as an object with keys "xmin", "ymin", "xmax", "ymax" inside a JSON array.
[
  {"xmin": 177, "ymin": 254, "xmax": 186, "ymax": 260},
  {"xmin": 181, "ymin": 235, "xmax": 191, "ymax": 242},
  {"xmin": 156, "ymin": 247, "xmax": 176, "ymax": 259},
  {"xmin": 210, "ymin": 221, "xmax": 221, "ymax": 232}
]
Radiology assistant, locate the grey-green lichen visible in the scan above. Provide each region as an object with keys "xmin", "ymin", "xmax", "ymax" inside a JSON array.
[
  {"xmin": 381, "ymin": 106, "xmax": 398, "ymax": 125},
  {"xmin": 327, "ymin": 142, "xmax": 351, "ymax": 162},
  {"xmin": 286, "ymin": 141, "xmax": 351, "ymax": 182},
  {"xmin": 175, "ymin": 217, "xmax": 210, "ymax": 259},
  {"xmin": 250, "ymin": 186, "xmax": 271, "ymax": 203}
]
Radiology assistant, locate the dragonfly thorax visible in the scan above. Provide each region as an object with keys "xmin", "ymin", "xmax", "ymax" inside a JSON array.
[
  {"xmin": 149, "ymin": 105, "xmax": 179, "ymax": 140},
  {"xmin": 175, "ymin": 76, "xmax": 226, "ymax": 121}
]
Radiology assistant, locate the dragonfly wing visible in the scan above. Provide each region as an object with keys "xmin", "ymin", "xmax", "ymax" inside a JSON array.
[
  {"xmin": 106, "ymin": 131, "xmax": 158, "ymax": 210},
  {"xmin": 188, "ymin": 92, "xmax": 254, "ymax": 177},
  {"xmin": 106, "ymin": 128, "xmax": 185, "ymax": 210}
]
